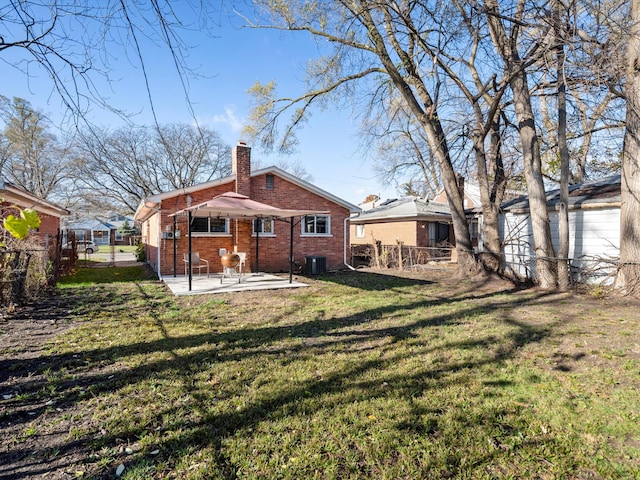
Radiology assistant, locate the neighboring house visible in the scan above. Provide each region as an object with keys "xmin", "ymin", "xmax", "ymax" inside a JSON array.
[
  {"xmin": 0, "ymin": 179, "xmax": 69, "ymax": 246},
  {"xmin": 64, "ymin": 215, "xmax": 136, "ymax": 246},
  {"xmin": 134, "ymin": 142, "xmax": 360, "ymax": 277},
  {"xmin": 350, "ymin": 196, "xmax": 453, "ymax": 249},
  {"xmin": 351, "ymin": 177, "xmax": 484, "ymax": 259},
  {"xmin": 494, "ymin": 175, "xmax": 621, "ymax": 283}
]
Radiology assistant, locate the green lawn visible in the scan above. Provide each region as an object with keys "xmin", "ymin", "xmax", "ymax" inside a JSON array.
[{"xmin": 3, "ymin": 268, "xmax": 639, "ymax": 479}]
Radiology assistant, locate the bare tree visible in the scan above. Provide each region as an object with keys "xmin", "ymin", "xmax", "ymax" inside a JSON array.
[
  {"xmin": 244, "ymin": 0, "xmax": 477, "ymax": 273},
  {"xmin": 482, "ymin": 0, "xmax": 559, "ymax": 288},
  {"xmin": 535, "ymin": 0, "xmax": 626, "ymax": 185},
  {"xmin": 367, "ymin": 98, "xmax": 442, "ymax": 199},
  {"xmin": 73, "ymin": 124, "xmax": 232, "ymax": 213},
  {"xmin": 0, "ymin": 96, "xmax": 73, "ymax": 201},
  {"xmin": 0, "ymin": 1, "xmax": 214, "ymax": 124}
]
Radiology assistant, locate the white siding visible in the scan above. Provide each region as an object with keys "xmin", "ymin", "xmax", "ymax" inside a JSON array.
[{"xmin": 496, "ymin": 206, "xmax": 620, "ymax": 283}]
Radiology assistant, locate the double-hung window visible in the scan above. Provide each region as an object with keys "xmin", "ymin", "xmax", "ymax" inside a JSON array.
[
  {"xmin": 253, "ymin": 217, "xmax": 275, "ymax": 235},
  {"xmin": 302, "ymin": 215, "xmax": 330, "ymax": 235},
  {"xmin": 190, "ymin": 217, "xmax": 229, "ymax": 234},
  {"xmin": 355, "ymin": 224, "xmax": 365, "ymax": 238}
]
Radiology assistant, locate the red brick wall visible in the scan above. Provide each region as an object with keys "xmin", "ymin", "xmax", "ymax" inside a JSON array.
[
  {"xmin": 151, "ymin": 174, "xmax": 351, "ymax": 276},
  {"xmin": 250, "ymin": 172, "xmax": 350, "ymax": 272},
  {"xmin": 0, "ymin": 202, "xmax": 61, "ymax": 245}
]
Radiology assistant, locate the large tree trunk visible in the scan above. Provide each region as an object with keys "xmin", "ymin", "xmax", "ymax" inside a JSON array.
[
  {"xmin": 484, "ymin": 0, "xmax": 557, "ymax": 289},
  {"xmin": 510, "ymin": 71, "xmax": 558, "ymax": 288},
  {"xmin": 430, "ymin": 129, "xmax": 476, "ymax": 274},
  {"xmin": 615, "ymin": 0, "xmax": 640, "ymax": 295},
  {"xmin": 556, "ymin": 1, "xmax": 571, "ymax": 292},
  {"xmin": 475, "ymin": 119, "xmax": 505, "ymax": 274}
]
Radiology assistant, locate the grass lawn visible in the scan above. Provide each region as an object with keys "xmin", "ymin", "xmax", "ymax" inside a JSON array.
[{"xmin": 1, "ymin": 267, "xmax": 639, "ymax": 479}]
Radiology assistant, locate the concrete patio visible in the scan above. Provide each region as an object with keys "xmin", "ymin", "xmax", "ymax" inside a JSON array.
[{"xmin": 162, "ymin": 272, "xmax": 309, "ymax": 296}]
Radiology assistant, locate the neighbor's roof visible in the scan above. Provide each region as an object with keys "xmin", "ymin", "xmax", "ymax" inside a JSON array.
[
  {"xmin": 63, "ymin": 216, "xmax": 134, "ymax": 231},
  {"xmin": 0, "ymin": 179, "xmax": 69, "ymax": 217},
  {"xmin": 501, "ymin": 175, "xmax": 621, "ymax": 213},
  {"xmin": 350, "ymin": 196, "xmax": 451, "ymax": 223},
  {"xmin": 134, "ymin": 166, "xmax": 360, "ymax": 222}
]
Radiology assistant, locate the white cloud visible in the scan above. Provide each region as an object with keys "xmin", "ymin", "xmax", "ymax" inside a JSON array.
[{"xmin": 199, "ymin": 105, "xmax": 244, "ymax": 134}]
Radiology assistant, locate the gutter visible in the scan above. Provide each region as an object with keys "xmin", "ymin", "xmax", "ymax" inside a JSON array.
[
  {"xmin": 343, "ymin": 216, "xmax": 356, "ymax": 271},
  {"xmin": 507, "ymin": 201, "xmax": 621, "ymax": 215}
]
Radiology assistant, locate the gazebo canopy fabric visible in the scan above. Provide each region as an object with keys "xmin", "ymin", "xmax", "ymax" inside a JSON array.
[{"xmin": 170, "ymin": 192, "xmax": 327, "ymax": 219}]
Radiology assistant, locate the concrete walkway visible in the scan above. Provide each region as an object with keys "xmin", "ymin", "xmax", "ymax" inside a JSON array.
[{"xmin": 162, "ymin": 273, "xmax": 309, "ymax": 296}]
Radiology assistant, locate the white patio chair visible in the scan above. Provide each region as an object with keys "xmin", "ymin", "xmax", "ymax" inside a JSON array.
[
  {"xmin": 236, "ymin": 252, "xmax": 246, "ymax": 276},
  {"xmin": 183, "ymin": 252, "xmax": 209, "ymax": 277}
]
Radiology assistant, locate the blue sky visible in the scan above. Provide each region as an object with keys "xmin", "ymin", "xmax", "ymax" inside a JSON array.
[{"xmin": 1, "ymin": 4, "xmax": 398, "ymax": 206}]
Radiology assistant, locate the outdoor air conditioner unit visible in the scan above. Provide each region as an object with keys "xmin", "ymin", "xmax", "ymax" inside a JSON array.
[{"xmin": 306, "ymin": 256, "xmax": 327, "ymax": 275}]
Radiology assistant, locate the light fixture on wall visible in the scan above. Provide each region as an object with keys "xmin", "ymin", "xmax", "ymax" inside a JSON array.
[{"xmin": 186, "ymin": 195, "xmax": 193, "ymax": 207}]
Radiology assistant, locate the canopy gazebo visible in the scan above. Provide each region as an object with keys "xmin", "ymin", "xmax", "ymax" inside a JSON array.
[{"xmin": 170, "ymin": 192, "xmax": 328, "ymax": 291}]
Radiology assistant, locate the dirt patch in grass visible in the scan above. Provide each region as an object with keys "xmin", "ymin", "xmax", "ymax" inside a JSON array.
[{"xmin": 1, "ymin": 267, "xmax": 639, "ymax": 479}]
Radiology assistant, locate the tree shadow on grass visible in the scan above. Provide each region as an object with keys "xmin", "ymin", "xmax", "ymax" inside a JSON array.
[{"xmin": 0, "ymin": 273, "xmax": 578, "ymax": 478}]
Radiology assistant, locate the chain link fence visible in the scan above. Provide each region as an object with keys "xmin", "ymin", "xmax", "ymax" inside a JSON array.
[{"xmin": 0, "ymin": 231, "xmax": 76, "ymax": 307}]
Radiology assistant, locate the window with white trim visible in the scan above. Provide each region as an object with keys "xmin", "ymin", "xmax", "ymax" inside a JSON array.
[
  {"xmin": 302, "ymin": 215, "xmax": 330, "ymax": 235},
  {"xmin": 355, "ymin": 224, "xmax": 365, "ymax": 238},
  {"xmin": 253, "ymin": 218, "xmax": 275, "ymax": 235},
  {"xmin": 469, "ymin": 219, "xmax": 479, "ymax": 240},
  {"xmin": 191, "ymin": 217, "xmax": 228, "ymax": 233}
]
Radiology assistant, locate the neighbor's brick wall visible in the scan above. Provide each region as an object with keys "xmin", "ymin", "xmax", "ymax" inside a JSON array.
[
  {"xmin": 350, "ymin": 220, "xmax": 418, "ymax": 246},
  {"xmin": 0, "ymin": 202, "xmax": 61, "ymax": 246},
  {"xmin": 37, "ymin": 213, "xmax": 61, "ymax": 239}
]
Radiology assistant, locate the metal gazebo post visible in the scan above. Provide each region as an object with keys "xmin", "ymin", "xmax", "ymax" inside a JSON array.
[
  {"xmin": 255, "ymin": 218, "xmax": 260, "ymax": 272},
  {"xmin": 289, "ymin": 217, "xmax": 294, "ymax": 283},
  {"xmin": 188, "ymin": 209, "xmax": 193, "ymax": 292},
  {"xmin": 173, "ymin": 215, "xmax": 177, "ymax": 277}
]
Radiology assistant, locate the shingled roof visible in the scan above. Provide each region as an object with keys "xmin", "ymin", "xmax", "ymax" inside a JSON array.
[
  {"xmin": 350, "ymin": 196, "xmax": 451, "ymax": 223},
  {"xmin": 501, "ymin": 175, "xmax": 621, "ymax": 213}
]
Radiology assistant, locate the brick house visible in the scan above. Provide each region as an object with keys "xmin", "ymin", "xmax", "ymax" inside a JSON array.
[
  {"xmin": 134, "ymin": 142, "xmax": 360, "ymax": 277},
  {"xmin": 0, "ymin": 179, "xmax": 69, "ymax": 246},
  {"xmin": 350, "ymin": 196, "xmax": 453, "ymax": 249},
  {"xmin": 351, "ymin": 177, "xmax": 484, "ymax": 253}
]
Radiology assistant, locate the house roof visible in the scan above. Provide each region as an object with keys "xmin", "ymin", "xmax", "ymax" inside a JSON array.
[
  {"xmin": 134, "ymin": 166, "xmax": 361, "ymax": 222},
  {"xmin": 63, "ymin": 214, "xmax": 134, "ymax": 231},
  {"xmin": 0, "ymin": 179, "xmax": 70, "ymax": 217},
  {"xmin": 501, "ymin": 175, "xmax": 621, "ymax": 213},
  {"xmin": 350, "ymin": 196, "xmax": 451, "ymax": 223}
]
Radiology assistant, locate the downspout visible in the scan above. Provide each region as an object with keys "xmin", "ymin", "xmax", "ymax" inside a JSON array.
[
  {"xmin": 344, "ymin": 216, "xmax": 356, "ymax": 271},
  {"xmin": 156, "ymin": 206, "xmax": 163, "ymax": 280}
]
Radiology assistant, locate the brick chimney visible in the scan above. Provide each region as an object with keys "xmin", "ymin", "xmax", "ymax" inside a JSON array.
[{"xmin": 233, "ymin": 141, "xmax": 251, "ymax": 196}]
